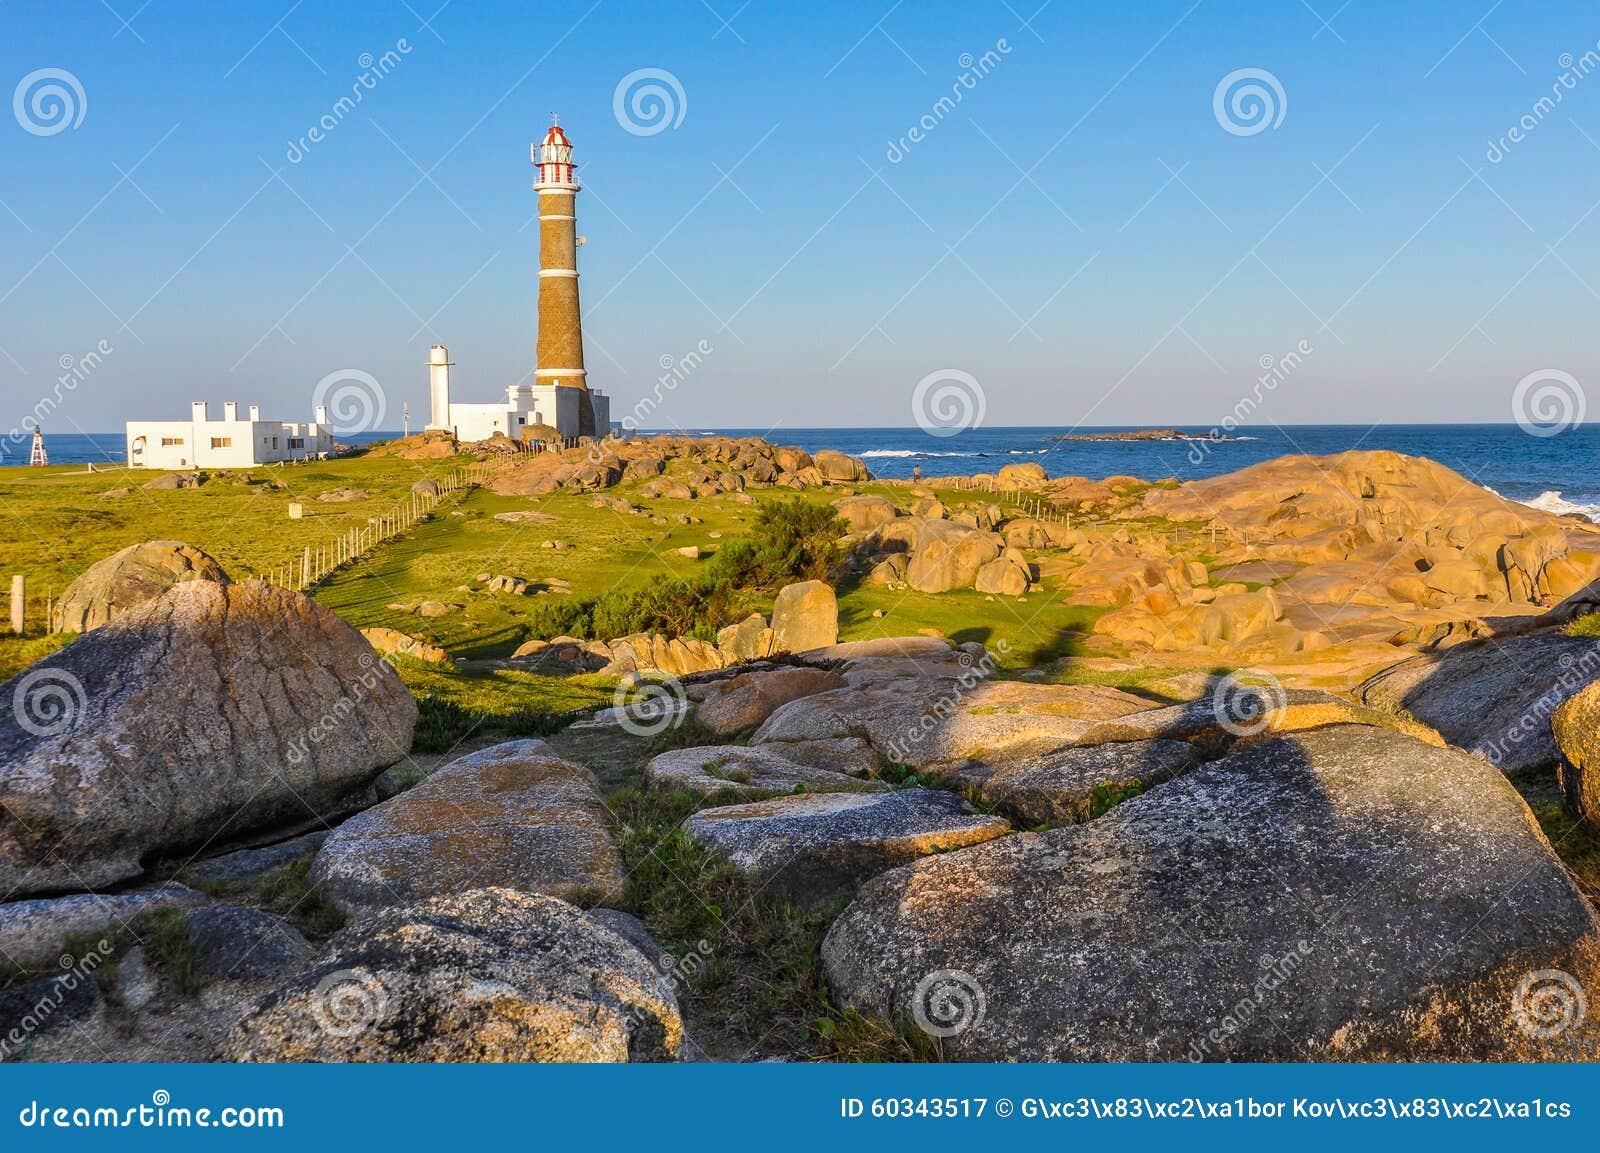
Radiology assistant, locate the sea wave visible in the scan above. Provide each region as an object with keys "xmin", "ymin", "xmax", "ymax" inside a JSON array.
[
  {"xmin": 858, "ymin": 449, "xmax": 985, "ymax": 458},
  {"xmin": 1517, "ymin": 490, "xmax": 1600, "ymax": 520}
]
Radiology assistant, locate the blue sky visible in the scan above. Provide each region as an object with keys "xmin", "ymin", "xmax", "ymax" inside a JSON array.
[{"xmin": 4, "ymin": 0, "xmax": 1600, "ymax": 431}]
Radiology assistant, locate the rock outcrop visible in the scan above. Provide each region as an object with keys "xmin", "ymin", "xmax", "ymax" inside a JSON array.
[
  {"xmin": 310, "ymin": 740, "xmax": 624, "ymax": 917},
  {"xmin": 0, "ymin": 884, "xmax": 205, "ymax": 971},
  {"xmin": 0, "ymin": 580, "xmax": 416, "ymax": 896},
  {"xmin": 222, "ymin": 889, "xmax": 682, "ymax": 1062},
  {"xmin": 686, "ymin": 788, "xmax": 1009, "ymax": 904},
  {"xmin": 824, "ymin": 724, "xmax": 1600, "ymax": 1060},
  {"xmin": 693, "ymin": 667, "xmax": 844, "ymax": 735},
  {"xmin": 1360, "ymin": 633, "xmax": 1600, "ymax": 772},
  {"xmin": 52, "ymin": 541, "xmax": 229, "ymax": 633}
]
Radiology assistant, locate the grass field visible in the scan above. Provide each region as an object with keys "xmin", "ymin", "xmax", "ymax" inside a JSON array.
[{"xmin": 0, "ymin": 452, "xmax": 1117, "ymax": 675}]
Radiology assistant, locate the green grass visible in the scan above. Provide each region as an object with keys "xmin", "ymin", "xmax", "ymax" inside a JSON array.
[
  {"xmin": 1564, "ymin": 611, "xmax": 1600, "ymax": 638},
  {"xmin": 1510, "ymin": 768, "xmax": 1600, "ymax": 902},
  {"xmin": 252, "ymin": 858, "xmax": 347, "ymax": 941},
  {"xmin": 606, "ymin": 785, "xmax": 937, "ymax": 1061},
  {"xmin": 394, "ymin": 658, "xmax": 619, "ymax": 752}
]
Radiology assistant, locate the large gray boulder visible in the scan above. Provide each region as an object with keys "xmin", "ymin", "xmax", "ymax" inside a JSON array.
[
  {"xmin": 1555, "ymin": 678, "xmax": 1600, "ymax": 817},
  {"xmin": 52, "ymin": 540, "xmax": 228, "ymax": 633},
  {"xmin": 753, "ymin": 663, "xmax": 1150, "ymax": 768},
  {"xmin": 221, "ymin": 889, "xmax": 682, "ymax": 1062},
  {"xmin": 311, "ymin": 740, "xmax": 624, "ymax": 917},
  {"xmin": 824, "ymin": 725, "xmax": 1600, "ymax": 1061},
  {"xmin": 0, "ymin": 580, "xmax": 416, "ymax": 896},
  {"xmin": 686, "ymin": 788, "xmax": 1009, "ymax": 904},
  {"xmin": 1360, "ymin": 632, "xmax": 1600, "ymax": 771}
]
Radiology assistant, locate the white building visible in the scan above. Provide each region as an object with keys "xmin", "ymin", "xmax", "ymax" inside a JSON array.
[
  {"xmin": 423, "ymin": 344, "xmax": 609, "ymax": 444},
  {"xmin": 126, "ymin": 401, "xmax": 337, "ymax": 470}
]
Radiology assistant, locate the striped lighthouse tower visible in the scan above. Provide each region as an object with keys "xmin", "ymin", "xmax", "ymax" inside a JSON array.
[{"xmin": 532, "ymin": 116, "xmax": 595, "ymax": 438}]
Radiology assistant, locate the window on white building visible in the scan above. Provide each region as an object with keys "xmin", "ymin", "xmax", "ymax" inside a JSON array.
[
  {"xmin": 211, "ymin": 437, "xmax": 232, "ymax": 449},
  {"xmin": 161, "ymin": 437, "xmax": 184, "ymax": 446},
  {"xmin": 288, "ymin": 438, "xmax": 304, "ymax": 449}
]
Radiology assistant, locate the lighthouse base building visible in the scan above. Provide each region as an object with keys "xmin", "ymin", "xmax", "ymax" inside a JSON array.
[{"xmin": 422, "ymin": 345, "xmax": 608, "ymax": 443}]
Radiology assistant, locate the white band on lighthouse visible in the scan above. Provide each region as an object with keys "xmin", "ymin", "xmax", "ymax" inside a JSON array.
[{"xmin": 539, "ymin": 269, "xmax": 579, "ymax": 278}]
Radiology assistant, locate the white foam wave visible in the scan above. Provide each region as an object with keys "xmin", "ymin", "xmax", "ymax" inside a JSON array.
[
  {"xmin": 1518, "ymin": 490, "xmax": 1600, "ymax": 520},
  {"xmin": 858, "ymin": 449, "xmax": 982, "ymax": 458}
]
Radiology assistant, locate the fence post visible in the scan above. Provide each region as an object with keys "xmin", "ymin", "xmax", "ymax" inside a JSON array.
[{"xmin": 10, "ymin": 575, "xmax": 23, "ymax": 635}]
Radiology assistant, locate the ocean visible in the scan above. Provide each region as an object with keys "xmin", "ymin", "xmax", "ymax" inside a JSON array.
[{"xmin": 16, "ymin": 425, "xmax": 1600, "ymax": 521}]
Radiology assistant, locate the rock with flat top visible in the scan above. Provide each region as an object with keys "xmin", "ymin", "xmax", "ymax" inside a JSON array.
[
  {"xmin": 646, "ymin": 740, "xmax": 883, "ymax": 797},
  {"xmin": 310, "ymin": 740, "xmax": 624, "ymax": 917},
  {"xmin": 686, "ymin": 788, "xmax": 1009, "ymax": 904},
  {"xmin": 940, "ymin": 738, "xmax": 1200, "ymax": 826}
]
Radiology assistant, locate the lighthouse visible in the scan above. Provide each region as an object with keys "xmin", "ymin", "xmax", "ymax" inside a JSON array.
[{"xmin": 532, "ymin": 117, "xmax": 596, "ymax": 438}]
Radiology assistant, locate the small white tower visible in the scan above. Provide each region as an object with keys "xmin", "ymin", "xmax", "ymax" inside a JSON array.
[
  {"xmin": 425, "ymin": 345, "xmax": 454, "ymax": 433},
  {"xmin": 28, "ymin": 428, "xmax": 47, "ymax": 467}
]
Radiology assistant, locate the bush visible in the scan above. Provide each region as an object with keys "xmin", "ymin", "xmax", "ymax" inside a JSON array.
[{"xmin": 525, "ymin": 498, "xmax": 844, "ymax": 642}]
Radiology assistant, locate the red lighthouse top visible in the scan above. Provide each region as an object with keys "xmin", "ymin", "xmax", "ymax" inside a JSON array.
[{"xmin": 533, "ymin": 117, "xmax": 578, "ymax": 187}]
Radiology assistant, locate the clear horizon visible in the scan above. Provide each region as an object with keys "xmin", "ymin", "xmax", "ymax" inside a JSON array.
[{"xmin": 4, "ymin": 1, "xmax": 1600, "ymax": 436}]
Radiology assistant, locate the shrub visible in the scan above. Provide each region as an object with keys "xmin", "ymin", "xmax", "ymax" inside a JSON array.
[{"xmin": 525, "ymin": 498, "xmax": 844, "ymax": 642}]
